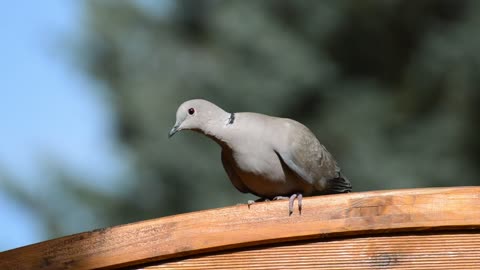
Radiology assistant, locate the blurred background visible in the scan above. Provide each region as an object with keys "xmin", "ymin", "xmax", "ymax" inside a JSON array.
[{"xmin": 1, "ymin": 0, "xmax": 480, "ymax": 251}]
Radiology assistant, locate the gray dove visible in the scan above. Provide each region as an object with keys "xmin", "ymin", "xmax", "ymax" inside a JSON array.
[{"xmin": 169, "ymin": 99, "xmax": 351, "ymax": 215}]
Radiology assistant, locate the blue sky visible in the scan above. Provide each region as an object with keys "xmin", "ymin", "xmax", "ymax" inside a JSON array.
[{"xmin": 0, "ymin": 1, "xmax": 124, "ymax": 250}]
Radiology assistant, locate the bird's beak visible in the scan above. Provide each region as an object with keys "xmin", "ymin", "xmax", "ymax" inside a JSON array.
[{"xmin": 168, "ymin": 125, "xmax": 180, "ymax": 138}]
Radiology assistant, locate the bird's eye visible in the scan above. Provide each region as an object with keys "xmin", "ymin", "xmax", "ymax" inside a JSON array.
[{"xmin": 188, "ymin": 108, "xmax": 195, "ymax": 115}]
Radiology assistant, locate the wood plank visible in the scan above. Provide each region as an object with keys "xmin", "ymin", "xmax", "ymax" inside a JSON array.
[
  {"xmin": 147, "ymin": 232, "xmax": 480, "ymax": 269},
  {"xmin": 0, "ymin": 187, "xmax": 479, "ymax": 269}
]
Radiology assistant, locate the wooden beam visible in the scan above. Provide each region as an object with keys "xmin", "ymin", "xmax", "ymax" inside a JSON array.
[
  {"xmin": 147, "ymin": 232, "xmax": 480, "ymax": 269},
  {"xmin": 1, "ymin": 187, "xmax": 479, "ymax": 269}
]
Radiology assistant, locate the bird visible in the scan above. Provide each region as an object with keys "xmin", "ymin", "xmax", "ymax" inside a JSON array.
[{"xmin": 168, "ymin": 99, "xmax": 351, "ymax": 215}]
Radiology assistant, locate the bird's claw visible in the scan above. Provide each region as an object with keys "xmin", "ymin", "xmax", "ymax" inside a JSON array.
[
  {"xmin": 247, "ymin": 195, "xmax": 303, "ymax": 215},
  {"xmin": 247, "ymin": 200, "xmax": 255, "ymax": 209},
  {"xmin": 247, "ymin": 198, "xmax": 270, "ymax": 209}
]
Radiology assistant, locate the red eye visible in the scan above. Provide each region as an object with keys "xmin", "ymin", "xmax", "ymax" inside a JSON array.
[{"xmin": 188, "ymin": 108, "xmax": 195, "ymax": 115}]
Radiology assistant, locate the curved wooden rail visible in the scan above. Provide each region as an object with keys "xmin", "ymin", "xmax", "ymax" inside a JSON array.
[{"xmin": 1, "ymin": 187, "xmax": 479, "ymax": 269}]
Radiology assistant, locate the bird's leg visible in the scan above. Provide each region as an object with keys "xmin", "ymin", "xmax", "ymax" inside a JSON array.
[
  {"xmin": 288, "ymin": 194, "xmax": 297, "ymax": 215},
  {"xmin": 248, "ymin": 195, "xmax": 303, "ymax": 215},
  {"xmin": 288, "ymin": 193, "xmax": 303, "ymax": 216},
  {"xmin": 297, "ymin": 194, "xmax": 303, "ymax": 214},
  {"xmin": 270, "ymin": 195, "xmax": 303, "ymax": 215}
]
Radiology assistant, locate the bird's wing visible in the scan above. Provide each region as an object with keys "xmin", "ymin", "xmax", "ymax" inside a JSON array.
[
  {"xmin": 221, "ymin": 148, "xmax": 250, "ymax": 193},
  {"xmin": 274, "ymin": 123, "xmax": 351, "ymax": 193}
]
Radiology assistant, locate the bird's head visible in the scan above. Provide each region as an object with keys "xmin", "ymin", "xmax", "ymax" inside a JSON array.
[{"xmin": 168, "ymin": 99, "xmax": 226, "ymax": 138}]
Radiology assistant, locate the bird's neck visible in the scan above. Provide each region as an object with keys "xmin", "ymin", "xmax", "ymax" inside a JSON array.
[{"xmin": 202, "ymin": 110, "xmax": 236, "ymax": 148}]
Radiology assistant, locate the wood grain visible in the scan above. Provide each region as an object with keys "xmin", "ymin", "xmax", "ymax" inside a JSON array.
[
  {"xmin": 0, "ymin": 187, "xmax": 479, "ymax": 269},
  {"xmin": 148, "ymin": 232, "xmax": 480, "ymax": 269}
]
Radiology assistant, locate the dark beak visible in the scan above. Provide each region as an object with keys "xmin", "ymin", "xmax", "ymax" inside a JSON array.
[{"xmin": 168, "ymin": 125, "xmax": 179, "ymax": 138}]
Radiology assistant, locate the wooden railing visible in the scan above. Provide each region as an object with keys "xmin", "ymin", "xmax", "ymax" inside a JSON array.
[{"xmin": 1, "ymin": 187, "xmax": 479, "ymax": 269}]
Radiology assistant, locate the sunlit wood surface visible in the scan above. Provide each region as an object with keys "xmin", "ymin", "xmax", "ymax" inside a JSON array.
[
  {"xmin": 0, "ymin": 187, "xmax": 479, "ymax": 269},
  {"xmin": 149, "ymin": 233, "xmax": 480, "ymax": 270}
]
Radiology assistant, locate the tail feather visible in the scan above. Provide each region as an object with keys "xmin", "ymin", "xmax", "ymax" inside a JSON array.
[{"xmin": 326, "ymin": 172, "xmax": 352, "ymax": 194}]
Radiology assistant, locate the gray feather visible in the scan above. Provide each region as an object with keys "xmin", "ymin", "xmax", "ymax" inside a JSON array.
[{"xmin": 170, "ymin": 99, "xmax": 352, "ymax": 200}]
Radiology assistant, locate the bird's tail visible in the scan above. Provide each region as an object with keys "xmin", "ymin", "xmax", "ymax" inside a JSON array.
[{"xmin": 326, "ymin": 172, "xmax": 352, "ymax": 194}]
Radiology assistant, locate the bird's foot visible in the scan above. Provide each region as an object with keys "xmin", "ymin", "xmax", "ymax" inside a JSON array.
[
  {"xmin": 288, "ymin": 193, "xmax": 303, "ymax": 216},
  {"xmin": 266, "ymin": 195, "xmax": 303, "ymax": 215},
  {"xmin": 247, "ymin": 198, "xmax": 270, "ymax": 209},
  {"xmin": 248, "ymin": 195, "xmax": 303, "ymax": 215}
]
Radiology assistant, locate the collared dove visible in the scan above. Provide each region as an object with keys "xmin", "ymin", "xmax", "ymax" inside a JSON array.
[{"xmin": 169, "ymin": 99, "xmax": 351, "ymax": 215}]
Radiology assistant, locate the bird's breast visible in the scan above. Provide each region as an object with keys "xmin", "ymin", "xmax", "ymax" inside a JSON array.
[
  {"xmin": 232, "ymin": 148, "xmax": 279, "ymax": 175},
  {"xmin": 230, "ymin": 149, "xmax": 302, "ymax": 198}
]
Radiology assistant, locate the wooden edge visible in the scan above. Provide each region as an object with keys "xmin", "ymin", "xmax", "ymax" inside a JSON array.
[{"xmin": 1, "ymin": 187, "xmax": 479, "ymax": 269}]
